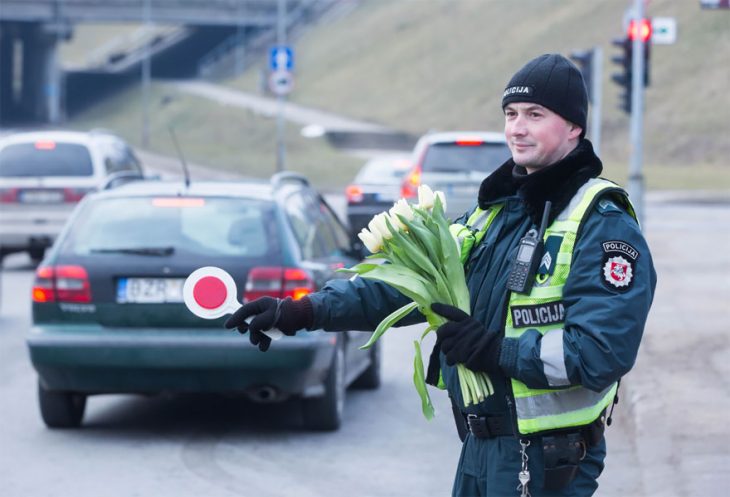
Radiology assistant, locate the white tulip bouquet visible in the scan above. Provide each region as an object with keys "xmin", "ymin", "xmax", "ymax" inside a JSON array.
[{"xmin": 340, "ymin": 185, "xmax": 493, "ymax": 419}]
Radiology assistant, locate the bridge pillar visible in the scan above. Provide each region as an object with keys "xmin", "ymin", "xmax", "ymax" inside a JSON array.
[
  {"xmin": 25, "ymin": 23, "xmax": 68, "ymax": 123},
  {"xmin": 0, "ymin": 28, "xmax": 15, "ymax": 123}
]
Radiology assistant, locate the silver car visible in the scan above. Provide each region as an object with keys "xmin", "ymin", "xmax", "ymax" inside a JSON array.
[
  {"xmin": 400, "ymin": 131, "xmax": 511, "ymax": 220},
  {"xmin": 0, "ymin": 130, "xmax": 144, "ymax": 263}
]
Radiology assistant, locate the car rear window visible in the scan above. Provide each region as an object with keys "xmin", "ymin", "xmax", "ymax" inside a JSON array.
[
  {"xmin": 355, "ymin": 159, "xmax": 410, "ymax": 184},
  {"xmin": 0, "ymin": 142, "xmax": 94, "ymax": 177},
  {"xmin": 421, "ymin": 142, "xmax": 511, "ymax": 174},
  {"xmin": 60, "ymin": 196, "xmax": 280, "ymax": 259}
]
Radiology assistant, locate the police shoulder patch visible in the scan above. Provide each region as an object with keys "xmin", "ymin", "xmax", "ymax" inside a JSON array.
[
  {"xmin": 596, "ymin": 198, "xmax": 623, "ymax": 215},
  {"xmin": 600, "ymin": 240, "xmax": 639, "ymax": 292}
]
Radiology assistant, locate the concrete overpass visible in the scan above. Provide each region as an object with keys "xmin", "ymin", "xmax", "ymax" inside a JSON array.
[
  {"xmin": 0, "ymin": 0, "xmax": 317, "ymax": 124},
  {"xmin": 0, "ymin": 0, "xmax": 297, "ymax": 26}
]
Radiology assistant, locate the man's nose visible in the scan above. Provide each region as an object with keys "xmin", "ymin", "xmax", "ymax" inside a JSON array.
[{"xmin": 509, "ymin": 114, "xmax": 528, "ymax": 135}]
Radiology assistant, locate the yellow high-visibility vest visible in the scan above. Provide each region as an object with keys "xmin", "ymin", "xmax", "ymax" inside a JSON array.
[{"xmin": 451, "ymin": 178, "xmax": 636, "ymax": 435}]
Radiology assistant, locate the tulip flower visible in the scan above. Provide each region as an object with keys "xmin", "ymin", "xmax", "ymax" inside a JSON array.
[
  {"xmin": 358, "ymin": 228, "xmax": 382, "ymax": 253},
  {"xmin": 435, "ymin": 190, "xmax": 447, "ymax": 212},
  {"xmin": 368, "ymin": 212, "xmax": 392, "ymax": 240},
  {"xmin": 417, "ymin": 184, "xmax": 435, "ymax": 209},
  {"xmin": 389, "ymin": 199, "xmax": 414, "ymax": 230}
]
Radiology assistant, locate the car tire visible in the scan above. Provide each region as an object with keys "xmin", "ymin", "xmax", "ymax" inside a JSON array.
[
  {"xmin": 38, "ymin": 381, "xmax": 86, "ymax": 428},
  {"xmin": 29, "ymin": 247, "xmax": 45, "ymax": 264},
  {"xmin": 351, "ymin": 340, "xmax": 381, "ymax": 390},
  {"xmin": 302, "ymin": 341, "xmax": 345, "ymax": 431}
]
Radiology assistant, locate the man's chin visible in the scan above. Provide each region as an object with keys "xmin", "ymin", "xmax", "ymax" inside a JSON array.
[{"xmin": 513, "ymin": 155, "xmax": 536, "ymax": 168}]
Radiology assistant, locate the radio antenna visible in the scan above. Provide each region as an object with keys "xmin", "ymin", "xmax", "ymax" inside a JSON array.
[
  {"xmin": 168, "ymin": 125, "xmax": 190, "ymax": 188},
  {"xmin": 537, "ymin": 201, "xmax": 552, "ymax": 239}
]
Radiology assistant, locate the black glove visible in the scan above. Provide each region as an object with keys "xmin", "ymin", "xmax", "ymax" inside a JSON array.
[
  {"xmin": 431, "ymin": 303, "xmax": 503, "ymax": 374},
  {"xmin": 224, "ymin": 296, "xmax": 313, "ymax": 352}
]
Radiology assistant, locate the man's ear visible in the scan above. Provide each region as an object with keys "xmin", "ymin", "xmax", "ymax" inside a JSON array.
[{"xmin": 568, "ymin": 123, "xmax": 583, "ymax": 140}]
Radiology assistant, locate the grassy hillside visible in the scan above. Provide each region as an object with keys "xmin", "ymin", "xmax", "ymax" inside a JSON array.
[
  {"xmin": 67, "ymin": 82, "xmax": 363, "ymax": 190},
  {"xmin": 230, "ymin": 0, "xmax": 730, "ymax": 189}
]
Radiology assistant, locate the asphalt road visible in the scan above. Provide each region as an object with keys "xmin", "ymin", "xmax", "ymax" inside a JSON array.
[{"xmin": 0, "ymin": 254, "xmax": 640, "ymax": 497}]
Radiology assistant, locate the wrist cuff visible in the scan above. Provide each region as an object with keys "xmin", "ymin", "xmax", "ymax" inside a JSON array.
[
  {"xmin": 277, "ymin": 296, "xmax": 314, "ymax": 333},
  {"xmin": 499, "ymin": 337, "xmax": 519, "ymax": 377}
]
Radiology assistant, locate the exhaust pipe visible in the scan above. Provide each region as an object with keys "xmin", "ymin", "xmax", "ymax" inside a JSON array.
[{"xmin": 247, "ymin": 385, "xmax": 279, "ymax": 403}]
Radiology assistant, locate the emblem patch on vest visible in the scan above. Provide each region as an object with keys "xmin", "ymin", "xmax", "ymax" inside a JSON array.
[{"xmin": 601, "ymin": 240, "xmax": 639, "ymax": 291}]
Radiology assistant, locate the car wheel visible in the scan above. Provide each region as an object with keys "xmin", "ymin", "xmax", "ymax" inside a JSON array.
[
  {"xmin": 351, "ymin": 340, "xmax": 381, "ymax": 390},
  {"xmin": 38, "ymin": 381, "xmax": 86, "ymax": 428},
  {"xmin": 302, "ymin": 341, "xmax": 345, "ymax": 431},
  {"xmin": 29, "ymin": 247, "xmax": 45, "ymax": 264}
]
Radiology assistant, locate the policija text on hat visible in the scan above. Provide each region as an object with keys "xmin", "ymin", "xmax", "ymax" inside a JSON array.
[{"xmin": 224, "ymin": 53, "xmax": 657, "ymax": 497}]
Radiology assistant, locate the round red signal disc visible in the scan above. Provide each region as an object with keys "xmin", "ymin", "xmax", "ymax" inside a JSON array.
[
  {"xmin": 183, "ymin": 267, "xmax": 239, "ymax": 319},
  {"xmin": 193, "ymin": 276, "xmax": 227, "ymax": 309}
]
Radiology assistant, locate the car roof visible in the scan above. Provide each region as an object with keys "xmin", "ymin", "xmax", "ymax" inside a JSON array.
[
  {"xmin": 92, "ymin": 179, "xmax": 281, "ymax": 202},
  {"xmin": 0, "ymin": 129, "xmax": 120, "ymax": 147},
  {"xmin": 420, "ymin": 131, "xmax": 506, "ymax": 145}
]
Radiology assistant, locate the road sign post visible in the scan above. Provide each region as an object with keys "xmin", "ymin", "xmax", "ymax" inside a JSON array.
[
  {"xmin": 269, "ymin": 70, "xmax": 294, "ymax": 96},
  {"xmin": 274, "ymin": 0, "xmax": 289, "ymax": 173}
]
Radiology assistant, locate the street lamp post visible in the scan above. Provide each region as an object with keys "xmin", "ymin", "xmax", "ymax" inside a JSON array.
[
  {"xmin": 275, "ymin": 0, "xmax": 287, "ymax": 172},
  {"xmin": 141, "ymin": 0, "xmax": 152, "ymax": 148}
]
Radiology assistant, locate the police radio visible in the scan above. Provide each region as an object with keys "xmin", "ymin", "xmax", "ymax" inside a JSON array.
[{"xmin": 507, "ymin": 201, "xmax": 552, "ymax": 294}]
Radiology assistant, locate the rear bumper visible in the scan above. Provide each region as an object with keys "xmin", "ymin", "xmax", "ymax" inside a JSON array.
[
  {"xmin": 27, "ymin": 325, "xmax": 336, "ymax": 398},
  {"xmin": 0, "ymin": 207, "xmax": 71, "ymax": 250}
]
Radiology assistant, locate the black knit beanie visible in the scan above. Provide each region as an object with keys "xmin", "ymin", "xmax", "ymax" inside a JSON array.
[{"xmin": 502, "ymin": 54, "xmax": 588, "ymax": 137}]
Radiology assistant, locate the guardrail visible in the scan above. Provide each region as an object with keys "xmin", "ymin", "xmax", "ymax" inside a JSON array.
[{"xmin": 0, "ymin": 0, "xmax": 301, "ymax": 26}]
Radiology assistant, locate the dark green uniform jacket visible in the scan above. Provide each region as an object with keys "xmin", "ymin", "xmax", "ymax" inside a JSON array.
[{"xmin": 309, "ymin": 140, "xmax": 656, "ymax": 418}]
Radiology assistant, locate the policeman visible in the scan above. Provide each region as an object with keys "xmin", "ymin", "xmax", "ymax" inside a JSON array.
[{"xmin": 225, "ymin": 53, "xmax": 657, "ymax": 497}]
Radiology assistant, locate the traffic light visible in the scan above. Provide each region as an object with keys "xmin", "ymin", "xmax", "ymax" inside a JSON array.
[
  {"xmin": 611, "ymin": 36, "xmax": 633, "ymax": 113},
  {"xmin": 610, "ymin": 18, "xmax": 652, "ymax": 114},
  {"xmin": 570, "ymin": 49, "xmax": 594, "ymax": 104},
  {"xmin": 628, "ymin": 18, "xmax": 652, "ymax": 86}
]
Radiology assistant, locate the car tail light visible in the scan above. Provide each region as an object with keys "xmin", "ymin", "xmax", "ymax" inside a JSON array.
[
  {"xmin": 34, "ymin": 140, "xmax": 56, "ymax": 150},
  {"xmin": 152, "ymin": 197, "xmax": 206, "ymax": 208},
  {"xmin": 400, "ymin": 163, "xmax": 422, "ymax": 199},
  {"xmin": 345, "ymin": 185, "xmax": 364, "ymax": 203},
  {"xmin": 32, "ymin": 265, "xmax": 92, "ymax": 303},
  {"xmin": 455, "ymin": 137, "xmax": 485, "ymax": 146},
  {"xmin": 0, "ymin": 188, "xmax": 19, "ymax": 203},
  {"xmin": 63, "ymin": 187, "xmax": 94, "ymax": 203},
  {"xmin": 243, "ymin": 266, "xmax": 315, "ymax": 303},
  {"xmin": 282, "ymin": 268, "xmax": 315, "ymax": 300},
  {"xmin": 32, "ymin": 266, "xmax": 56, "ymax": 302}
]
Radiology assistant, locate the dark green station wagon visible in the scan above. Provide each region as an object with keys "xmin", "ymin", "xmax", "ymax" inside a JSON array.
[{"xmin": 28, "ymin": 173, "xmax": 380, "ymax": 431}]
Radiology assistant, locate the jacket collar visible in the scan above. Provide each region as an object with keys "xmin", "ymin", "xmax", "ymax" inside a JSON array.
[{"xmin": 477, "ymin": 139, "xmax": 603, "ymax": 225}]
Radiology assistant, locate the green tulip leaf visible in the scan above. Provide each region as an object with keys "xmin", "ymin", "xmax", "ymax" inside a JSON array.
[
  {"xmin": 360, "ymin": 301, "xmax": 419, "ymax": 350},
  {"xmin": 413, "ymin": 340, "xmax": 435, "ymax": 420}
]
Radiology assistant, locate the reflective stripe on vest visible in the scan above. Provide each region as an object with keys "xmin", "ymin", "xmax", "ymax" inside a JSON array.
[
  {"xmin": 450, "ymin": 205, "xmax": 503, "ymax": 264},
  {"xmin": 505, "ymin": 178, "xmax": 636, "ymax": 436}
]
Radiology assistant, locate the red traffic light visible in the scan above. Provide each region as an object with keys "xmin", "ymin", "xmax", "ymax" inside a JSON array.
[{"xmin": 628, "ymin": 19, "xmax": 652, "ymax": 42}]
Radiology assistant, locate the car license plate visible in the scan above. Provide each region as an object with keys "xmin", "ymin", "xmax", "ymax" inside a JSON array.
[
  {"xmin": 117, "ymin": 278, "xmax": 184, "ymax": 303},
  {"xmin": 446, "ymin": 184, "xmax": 474, "ymax": 196},
  {"xmin": 19, "ymin": 189, "xmax": 64, "ymax": 203}
]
